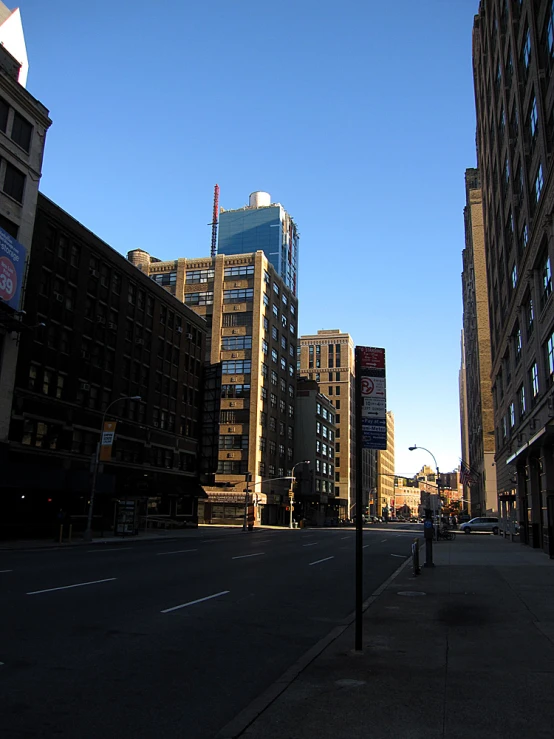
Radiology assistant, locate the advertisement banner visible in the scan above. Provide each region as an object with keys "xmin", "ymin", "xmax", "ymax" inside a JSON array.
[
  {"xmin": 0, "ymin": 227, "xmax": 26, "ymax": 311},
  {"xmin": 99, "ymin": 421, "xmax": 117, "ymax": 462}
]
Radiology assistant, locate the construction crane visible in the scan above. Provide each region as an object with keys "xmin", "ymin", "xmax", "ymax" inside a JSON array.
[{"xmin": 210, "ymin": 184, "xmax": 220, "ymax": 258}]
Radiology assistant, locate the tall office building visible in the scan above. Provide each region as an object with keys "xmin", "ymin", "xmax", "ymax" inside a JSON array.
[
  {"xmin": 376, "ymin": 411, "xmax": 395, "ymax": 516},
  {"xmin": 472, "ymin": 0, "xmax": 554, "ymax": 553},
  {"xmin": 128, "ymin": 249, "xmax": 298, "ymax": 525},
  {"xmin": 459, "ymin": 330, "xmax": 471, "ymax": 510},
  {"xmin": 0, "ymin": 3, "xmax": 51, "ymax": 449},
  {"xmin": 461, "ymin": 168, "xmax": 497, "ymax": 516},
  {"xmin": 298, "ymin": 329, "xmax": 356, "ymax": 516},
  {"xmin": 218, "ymin": 191, "xmax": 299, "ymax": 297}
]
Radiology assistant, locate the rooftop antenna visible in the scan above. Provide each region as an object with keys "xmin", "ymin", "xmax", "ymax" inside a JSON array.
[{"xmin": 210, "ymin": 184, "xmax": 220, "ymax": 258}]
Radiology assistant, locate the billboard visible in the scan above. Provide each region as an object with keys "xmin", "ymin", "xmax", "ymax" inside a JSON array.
[
  {"xmin": 356, "ymin": 346, "xmax": 387, "ymax": 450},
  {"xmin": 0, "ymin": 226, "xmax": 26, "ymax": 311}
]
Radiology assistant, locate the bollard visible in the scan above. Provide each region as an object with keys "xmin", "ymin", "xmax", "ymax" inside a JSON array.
[
  {"xmin": 58, "ymin": 524, "xmax": 63, "ymax": 544},
  {"xmin": 68, "ymin": 524, "xmax": 73, "ymax": 543},
  {"xmin": 412, "ymin": 538, "xmax": 420, "ymax": 575}
]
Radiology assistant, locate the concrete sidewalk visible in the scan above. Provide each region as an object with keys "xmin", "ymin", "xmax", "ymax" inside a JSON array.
[{"xmin": 220, "ymin": 534, "xmax": 554, "ymax": 739}]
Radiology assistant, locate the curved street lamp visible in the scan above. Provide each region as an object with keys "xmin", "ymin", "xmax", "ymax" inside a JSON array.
[
  {"xmin": 409, "ymin": 444, "xmax": 441, "ymax": 522},
  {"xmin": 289, "ymin": 460, "xmax": 310, "ymax": 529},
  {"xmin": 83, "ymin": 395, "xmax": 141, "ymax": 542}
]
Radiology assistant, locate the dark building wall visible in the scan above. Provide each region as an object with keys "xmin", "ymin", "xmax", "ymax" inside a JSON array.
[{"xmin": 1, "ymin": 193, "xmax": 207, "ymax": 538}]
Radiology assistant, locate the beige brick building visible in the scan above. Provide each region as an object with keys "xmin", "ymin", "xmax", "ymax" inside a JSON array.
[
  {"xmin": 298, "ymin": 329, "xmax": 355, "ymax": 515},
  {"xmin": 128, "ymin": 249, "xmax": 298, "ymax": 525},
  {"xmin": 377, "ymin": 411, "xmax": 395, "ymax": 516},
  {"xmin": 461, "ymin": 168, "xmax": 497, "ymax": 515}
]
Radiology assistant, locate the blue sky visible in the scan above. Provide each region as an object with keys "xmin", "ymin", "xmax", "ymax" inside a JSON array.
[{"xmin": 20, "ymin": 0, "xmax": 478, "ymax": 476}]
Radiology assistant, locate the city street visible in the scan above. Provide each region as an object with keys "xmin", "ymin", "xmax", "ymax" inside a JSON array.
[{"xmin": 0, "ymin": 524, "xmax": 419, "ymax": 739}]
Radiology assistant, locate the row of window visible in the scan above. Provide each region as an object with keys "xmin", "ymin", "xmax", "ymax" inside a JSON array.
[
  {"xmin": 260, "ymin": 408, "xmax": 295, "ymax": 427},
  {"xmin": 316, "ymin": 402, "xmax": 335, "ymax": 425},
  {"xmin": 259, "ymin": 423, "xmax": 294, "ymax": 441},
  {"xmin": 315, "ymin": 459, "xmax": 334, "ymax": 478},
  {"xmin": 0, "ymin": 96, "xmax": 33, "ymax": 152}
]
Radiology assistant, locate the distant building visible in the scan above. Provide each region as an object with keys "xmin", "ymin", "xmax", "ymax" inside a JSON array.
[
  {"xmin": 2, "ymin": 195, "xmax": 207, "ymax": 538},
  {"xmin": 0, "ymin": 6, "xmax": 51, "ymax": 446},
  {"xmin": 461, "ymin": 168, "xmax": 497, "ymax": 515},
  {"xmin": 377, "ymin": 411, "xmax": 395, "ymax": 516},
  {"xmin": 394, "ymin": 477, "xmax": 420, "ymax": 518},
  {"xmin": 298, "ymin": 329, "xmax": 355, "ymax": 516},
  {"xmin": 294, "ymin": 378, "xmax": 336, "ymax": 525},
  {"xmin": 218, "ymin": 191, "xmax": 299, "ymax": 297},
  {"xmin": 128, "ymin": 248, "xmax": 298, "ymax": 526}
]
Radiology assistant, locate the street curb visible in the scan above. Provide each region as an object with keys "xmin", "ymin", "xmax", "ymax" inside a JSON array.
[{"xmin": 214, "ymin": 554, "xmax": 415, "ymax": 739}]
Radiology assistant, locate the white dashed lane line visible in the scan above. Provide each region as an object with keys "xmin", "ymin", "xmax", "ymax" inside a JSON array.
[
  {"xmin": 309, "ymin": 556, "xmax": 334, "ymax": 566},
  {"xmin": 157, "ymin": 549, "xmax": 198, "ymax": 556},
  {"xmin": 380, "ymin": 539, "xmax": 387, "ymax": 543},
  {"xmin": 161, "ymin": 590, "xmax": 230, "ymax": 614},
  {"xmin": 302, "ymin": 543, "xmax": 318, "ymax": 547},
  {"xmin": 232, "ymin": 552, "xmax": 265, "ymax": 560},
  {"xmin": 0, "ymin": 570, "xmax": 13, "ymax": 573},
  {"xmin": 27, "ymin": 577, "xmax": 117, "ymax": 596}
]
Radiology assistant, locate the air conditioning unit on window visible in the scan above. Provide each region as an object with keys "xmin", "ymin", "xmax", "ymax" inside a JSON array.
[
  {"xmin": 230, "ymin": 377, "xmax": 236, "ymax": 382},
  {"xmin": 231, "ymin": 353, "xmax": 238, "ymax": 358},
  {"xmin": 227, "ymin": 452, "xmax": 233, "ymax": 458},
  {"xmin": 232, "ymin": 329, "xmax": 237, "ymax": 334},
  {"xmin": 108, "ymin": 322, "xmax": 117, "ymax": 331},
  {"xmin": 135, "ymin": 338, "xmax": 144, "ymax": 345},
  {"xmin": 177, "ymin": 326, "xmax": 183, "ymax": 333},
  {"xmin": 229, "ymin": 402, "xmax": 236, "ymax": 407},
  {"xmin": 80, "ymin": 382, "xmax": 90, "ymax": 391},
  {"xmin": 89, "ymin": 269, "xmax": 99, "ymax": 278},
  {"xmin": 186, "ymin": 333, "xmax": 193, "ymax": 339},
  {"xmin": 227, "ymin": 427, "xmax": 235, "ymax": 432},
  {"xmin": 54, "ymin": 293, "xmax": 63, "ymax": 302},
  {"xmin": 97, "ymin": 316, "xmax": 106, "ymax": 324},
  {"xmin": 81, "ymin": 351, "xmax": 90, "ymax": 360}
]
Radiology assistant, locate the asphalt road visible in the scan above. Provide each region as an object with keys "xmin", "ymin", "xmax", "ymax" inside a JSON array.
[{"xmin": 0, "ymin": 524, "xmax": 421, "ymax": 739}]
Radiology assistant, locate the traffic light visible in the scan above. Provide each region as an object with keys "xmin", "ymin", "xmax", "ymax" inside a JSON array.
[{"xmin": 285, "ymin": 506, "xmax": 290, "ymax": 511}]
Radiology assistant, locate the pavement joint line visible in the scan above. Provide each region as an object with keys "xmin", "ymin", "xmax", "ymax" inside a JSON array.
[
  {"xmin": 215, "ymin": 554, "xmax": 413, "ymax": 739},
  {"xmin": 308, "ymin": 556, "xmax": 334, "ymax": 566},
  {"xmin": 0, "ymin": 569, "xmax": 13, "ymax": 573},
  {"xmin": 302, "ymin": 543, "xmax": 318, "ymax": 547},
  {"xmin": 232, "ymin": 552, "xmax": 265, "ymax": 560},
  {"xmin": 27, "ymin": 577, "xmax": 117, "ymax": 595},
  {"xmin": 156, "ymin": 549, "xmax": 198, "ymax": 556},
  {"xmin": 161, "ymin": 590, "xmax": 230, "ymax": 614}
]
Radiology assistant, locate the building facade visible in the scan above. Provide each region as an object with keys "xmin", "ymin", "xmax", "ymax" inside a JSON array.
[
  {"xmin": 218, "ymin": 191, "xmax": 299, "ymax": 297},
  {"xmin": 461, "ymin": 168, "xmax": 498, "ymax": 515},
  {"xmin": 2, "ymin": 195, "xmax": 206, "ymax": 538},
  {"xmin": 394, "ymin": 477, "xmax": 420, "ymax": 518},
  {"xmin": 298, "ymin": 329, "xmax": 355, "ymax": 516},
  {"xmin": 294, "ymin": 378, "xmax": 336, "ymax": 525},
  {"xmin": 459, "ymin": 330, "xmax": 472, "ymax": 510},
  {"xmin": 472, "ymin": 0, "xmax": 554, "ymax": 553},
  {"xmin": 0, "ymin": 10, "xmax": 51, "ymax": 445},
  {"xmin": 376, "ymin": 411, "xmax": 395, "ymax": 516},
  {"xmin": 128, "ymin": 248, "xmax": 298, "ymax": 525}
]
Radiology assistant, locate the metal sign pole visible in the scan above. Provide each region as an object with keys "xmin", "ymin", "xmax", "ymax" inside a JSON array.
[{"xmin": 354, "ymin": 349, "xmax": 364, "ymax": 652}]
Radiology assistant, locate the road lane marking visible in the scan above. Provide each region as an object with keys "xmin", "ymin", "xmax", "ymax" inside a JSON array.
[
  {"xmin": 309, "ymin": 556, "xmax": 334, "ymax": 566},
  {"xmin": 0, "ymin": 570, "xmax": 13, "ymax": 573},
  {"xmin": 232, "ymin": 552, "xmax": 265, "ymax": 560},
  {"xmin": 363, "ymin": 544, "xmax": 370, "ymax": 549},
  {"xmin": 27, "ymin": 577, "xmax": 117, "ymax": 595},
  {"xmin": 161, "ymin": 590, "xmax": 230, "ymax": 613},
  {"xmin": 302, "ymin": 542, "xmax": 318, "ymax": 547},
  {"xmin": 380, "ymin": 539, "xmax": 387, "ymax": 543},
  {"xmin": 391, "ymin": 554, "xmax": 406, "ymax": 558},
  {"xmin": 340, "ymin": 536, "xmax": 350, "ymax": 540},
  {"xmin": 87, "ymin": 548, "xmax": 122, "ymax": 553},
  {"xmin": 157, "ymin": 549, "xmax": 198, "ymax": 556},
  {"xmin": 252, "ymin": 539, "xmax": 272, "ymax": 544}
]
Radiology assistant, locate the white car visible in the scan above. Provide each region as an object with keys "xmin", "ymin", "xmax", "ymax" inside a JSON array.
[{"xmin": 460, "ymin": 517, "xmax": 499, "ymax": 535}]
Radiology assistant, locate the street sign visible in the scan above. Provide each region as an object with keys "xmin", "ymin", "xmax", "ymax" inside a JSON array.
[{"xmin": 355, "ymin": 346, "xmax": 387, "ymax": 450}]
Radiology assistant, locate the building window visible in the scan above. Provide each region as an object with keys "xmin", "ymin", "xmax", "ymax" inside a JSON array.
[
  {"xmin": 224, "ymin": 265, "xmax": 254, "ymax": 278},
  {"xmin": 530, "ymin": 96, "xmax": 538, "ymax": 139},
  {"xmin": 264, "ymin": 270, "xmax": 270, "ymax": 284},
  {"xmin": 523, "ymin": 26, "xmax": 531, "ymax": 69},
  {"xmin": 221, "ymin": 360, "xmax": 251, "ymax": 374},
  {"xmin": 222, "ymin": 336, "xmax": 252, "ymax": 350},
  {"xmin": 222, "ymin": 383, "xmax": 251, "ymax": 398},
  {"xmin": 280, "ymin": 357, "xmax": 286, "ymax": 371},
  {"xmin": 186, "ymin": 268, "xmax": 215, "ymax": 283},
  {"xmin": 11, "ymin": 112, "xmax": 32, "ymax": 152},
  {"xmin": 522, "ymin": 223, "xmax": 528, "ymax": 250},
  {"xmin": 263, "ymin": 316, "xmax": 269, "ymax": 332},
  {"xmin": 219, "ymin": 435, "xmax": 249, "ymax": 450},
  {"xmin": 0, "ymin": 97, "xmax": 8, "ymax": 131},
  {"xmin": 273, "ymin": 282, "xmax": 279, "ymax": 296},
  {"xmin": 535, "ymin": 164, "xmax": 544, "ymax": 203},
  {"xmin": 272, "ymin": 304, "xmax": 279, "ymax": 318},
  {"xmin": 542, "ymin": 255, "xmax": 552, "ymax": 306},
  {"xmin": 259, "ymin": 436, "xmax": 266, "ymax": 451},
  {"xmin": 270, "ymin": 393, "xmax": 277, "ymax": 408},
  {"xmin": 272, "ymin": 326, "xmax": 278, "ymax": 341},
  {"xmin": 262, "ymin": 339, "xmax": 268, "ymax": 354},
  {"xmin": 511, "ymin": 264, "xmax": 518, "ymax": 289},
  {"xmin": 531, "ymin": 361, "xmax": 539, "ymax": 399},
  {"xmin": 261, "ymin": 362, "xmax": 268, "ymax": 378},
  {"xmin": 519, "ymin": 384, "xmax": 526, "ymax": 417},
  {"xmin": 271, "ymin": 349, "xmax": 278, "ymax": 364},
  {"xmin": 528, "ymin": 297, "xmax": 535, "ymax": 337},
  {"xmin": 547, "ymin": 330, "xmax": 554, "ymax": 383},
  {"xmin": 515, "ymin": 326, "xmax": 522, "ymax": 361},
  {"xmin": 509, "ymin": 402, "xmax": 515, "ymax": 429},
  {"xmin": 269, "ymin": 417, "xmax": 276, "ymax": 431},
  {"xmin": 263, "ymin": 293, "xmax": 269, "ymax": 307},
  {"xmin": 271, "ymin": 370, "xmax": 278, "ymax": 385},
  {"xmin": 223, "ymin": 311, "xmax": 253, "ymax": 328},
  {"xmin": 223, "ymin": 288, "xmax": 253, "ymax": 303},
  {"xmin": 3, "ymin": 162, "xmax": 25, "ymax": 203}
]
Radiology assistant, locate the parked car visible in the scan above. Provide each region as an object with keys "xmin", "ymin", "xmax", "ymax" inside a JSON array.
[{"xmin": 460, "ymin": 517, "xmax": 500, "ymax": 535}]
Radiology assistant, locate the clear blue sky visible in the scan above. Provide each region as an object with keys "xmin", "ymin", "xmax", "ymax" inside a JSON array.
[{"xmin": 20, "ymin": 0, "xmax": 478, "ymax": 477}]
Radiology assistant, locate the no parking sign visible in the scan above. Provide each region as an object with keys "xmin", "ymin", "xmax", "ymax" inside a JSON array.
[{"xmin": 0, "ymin": 227, "xmax": 26, "ymax": 311}]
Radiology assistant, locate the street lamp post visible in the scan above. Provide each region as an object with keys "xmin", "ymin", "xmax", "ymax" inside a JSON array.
[
  {"xmin": 83, "ymin": 395, "xmax": 141, "ymax": 543},
  {"xmin": 409, "ymin": 444, "xmax": 441, "ymax": 567},
  {"xmin": 289, "ymin": 460, "xmax": 310, "ymax": 529},
  {"xmin": 242, "ymin": 471, "xmax": 252, "ymax": 532}
]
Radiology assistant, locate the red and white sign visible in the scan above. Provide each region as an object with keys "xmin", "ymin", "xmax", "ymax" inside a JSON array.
[
  {"xmin": 361, "ymin": 377, "xmax": 386, "ymax": 397},
  {"xmin": 359, "ymin": 347, "xmax": 385, "ymax": 370},
  {"xmin": 0, "ymin": 256, "xmax": 17, "ymax": 302}
]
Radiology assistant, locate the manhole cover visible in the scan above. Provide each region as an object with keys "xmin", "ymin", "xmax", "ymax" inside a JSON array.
[{"xmin": 397, "ymin": 591, "xmax": 426, "ymax": 597}]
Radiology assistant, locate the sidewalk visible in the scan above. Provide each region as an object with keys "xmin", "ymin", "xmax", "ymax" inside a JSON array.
[
  {"xmin": 221, "ymin": 534, "xmax": 554, "ymax": 739},
  {"xmin": 0, "ymin": 524, "xmax": 261, "ymax": 550}
]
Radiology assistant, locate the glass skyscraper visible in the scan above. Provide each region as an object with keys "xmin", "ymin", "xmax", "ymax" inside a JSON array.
[{"xmin": 218, "ymin": 191, "xmax": 299, "ymax": 296}]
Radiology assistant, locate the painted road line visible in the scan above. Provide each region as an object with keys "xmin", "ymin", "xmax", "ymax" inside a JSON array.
[
  {"xmin": 0, "ymin": 569, "xmax": 13, "ymax": 573},
  {"xmin": 87, "ymin": 548, "xmax": 123, "ymax": 553},
  {"xmin": 309, "ymin": 556, "xmax": 334, "ymax": 566},
  {"xmin": 363, "ymin": 544, "xmax": 370, "ymax": 549},
  {"xmin": 157, "ymin": 549, "xmax": 198, "ymax": 556},
  {"xmin": 302, "ymin": 543, "xmax": 318, "ymax": 547},
  {"xmin": 161, "ymin": 590, "xmax": 230, "ymax": 614},
  {"xmin": 380, "ymin": 539, "xmax": 387, "ymax": 543},
  {"xmin": 391, "ymin": 554, "xmax": 406, "ymax": 558},
  {"xmin": 232, "ymin": 552, "xmax": 265, "ymax": 560},
  {"xmin": 340, "ymin": 536, "xmax": 350, "ymax": 540},
  {"xmin": 252, "ymin": 539, "xmax": 272, "ymax": 544},
  {"xmin": 27, "ymin": 577, "xmax": 117, "ymax": 596}
]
